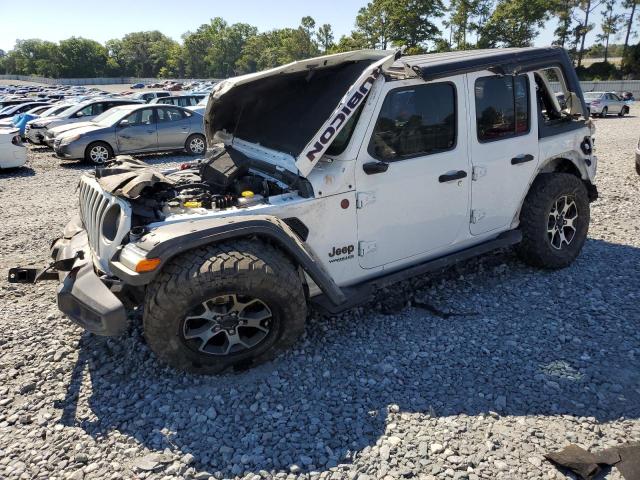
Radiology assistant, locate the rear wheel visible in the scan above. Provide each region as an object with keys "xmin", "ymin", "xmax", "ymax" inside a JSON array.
[
  {"xmin": 516, "ymin": 173, "xmax": 590, "ymax": 269},
  {"xmin": 185, "ymin": 134, "xmax": 206, "ymax": 155},
  {"xmin": 85, "ymin": 141, "xmax": 113, "ymax": 164},
  {"xmin": 143, "ymin": 239, "xmax": 307, "ymax": 374}
]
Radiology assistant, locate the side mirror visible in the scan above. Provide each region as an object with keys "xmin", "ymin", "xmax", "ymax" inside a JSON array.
[
  {"xmin": 75, "ymin": 111, "xmax": 84, "ymax": 118},
  {"xmin": 566, "ymin": 92, "xmax": 584, "ymax": 117},
  {"xmin": 118, "ymin": 119, "xmax": 130, "ymax": 128}
]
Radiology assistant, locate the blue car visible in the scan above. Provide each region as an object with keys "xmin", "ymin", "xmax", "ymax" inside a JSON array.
[{"xmin": 130, "ymin": 82, "xmax": 145, "ymax": 89}]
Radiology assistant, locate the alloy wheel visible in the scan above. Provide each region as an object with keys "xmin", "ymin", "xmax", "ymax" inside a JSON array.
[
  {"xmin": 190, "ymin": 137, "xmax": 205, "ymax": 154},
  {"xmin": 90, "ymin": 145, "xmax": 109, "ymax": 163},
  {"xmin": 181, "ymin": 294, "xmax": 273, "ymax": 356},
  {"xmin": 547, "ymin": 195, "xmax": 578, "ymax": 250}
]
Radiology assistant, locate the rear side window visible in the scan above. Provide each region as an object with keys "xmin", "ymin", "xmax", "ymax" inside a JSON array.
[
  {"xmin": 475, "ymin": 75, "xmax": 530, "ymax": 142},
  {"xmin": 157, "ymin": 107, "xmax": 185, "ymax": 122},
  {"xmin": 369, "ymin": 82, "xmax": 457, "ymax": 161}
]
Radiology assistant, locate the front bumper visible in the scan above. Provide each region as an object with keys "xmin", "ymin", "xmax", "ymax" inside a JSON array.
[{"xmin": 51, "ymin": 216, "xmax": 128, "ymax": 336}]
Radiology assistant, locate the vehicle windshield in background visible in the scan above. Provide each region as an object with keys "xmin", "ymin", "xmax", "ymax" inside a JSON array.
[{"xmin": 93, "ymin": 108, "xmax": 128, "ymax": 126}]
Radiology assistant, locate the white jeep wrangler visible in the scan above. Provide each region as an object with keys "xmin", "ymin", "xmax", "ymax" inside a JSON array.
[{"xmin": 10, "ymin": 48, "xmax": 597, "ymax": 374}]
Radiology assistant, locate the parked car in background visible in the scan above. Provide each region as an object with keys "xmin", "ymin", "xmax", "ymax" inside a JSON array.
[
  {"xmin": 24, "ymin": 103, "xmax": 78, "ymax": 143},
  {"xmin": 0, "ymin": 128, "xmax": 27, "ymax": 169},
  {"xmin": 32, "ymin": 99, "xmax": 142, "ymax": 146},
  {"xmin": 132, "ymin": 91, "xmax": 171, "ymax": 103},
  {"xmin": 151, "ymin": 94, "xmax": 205, "ymax": 107},
  {"xmin": 130, "ymin": 83, "xmax": 145, "ymax": 89},
  {"xmin": 164, "ymin": 83, "xmax": 183, "ymax": 91},
  {"xmin": 147, "ymin": 82, "xmax": 164, "ymax": 88},
  {"xmin": 53, "ymin": 104, "xmax": 206, "ymax": 163},
  {"xmin": 583, "ymin": 91, "xmax": 629, "ymax": 117},
  {"xmin": 0, "ymin": 99, "xmax": 32, "ymax": 110},
  {"xmin": 0, "ymin": 101, "xmax": 50, "ymax": 120},
  {"xmin": 622, "ymin": 91, "xmax": 635, "ymax": 103},
  {"xmin": 44, "ymin": 99, "xmax": 142, "ymax": 148},
  {"xmin": 187, "ymin": 97, "xmax": 208, "ymax": 115}
]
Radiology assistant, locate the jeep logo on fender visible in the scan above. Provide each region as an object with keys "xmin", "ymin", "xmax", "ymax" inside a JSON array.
[
  {"xmin": 304, "ymin": 69, "xmax": 381, "ymax": 163},
  {"xmin": 328, "ymin": 244, "xmax": 355, "ymax": 263}
]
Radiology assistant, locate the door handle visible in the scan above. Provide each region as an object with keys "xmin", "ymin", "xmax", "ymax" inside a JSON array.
[
  {"xmin": 511, "ymin": 154, "xmax": 535, "ymax": 165},
  {"xmin": 120, "ymin": 135, "xmax": 130, "ymax": 139},
  {"xmin": 438, "ymin": 170, "xmax": 467, "ymax": 183},
  {"xmin": 363, "ymin": 161, "xmax": 389, "ymax": 175}
]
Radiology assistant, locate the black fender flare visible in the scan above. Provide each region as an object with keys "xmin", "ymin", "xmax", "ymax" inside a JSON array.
[{"xmin": 109, "ymin": 215, "xmax": 346, "ymax": 305}]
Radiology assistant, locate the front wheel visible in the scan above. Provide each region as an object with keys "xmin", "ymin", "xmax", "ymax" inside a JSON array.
[
  {"xmin": 516, "ymin": 173, "xmax": 590, "ymax": 269},
  {"xmin": 618, "ymin": 106, "xmax": 628, "ymax": 117},
  {"xmin": 85, "ymin": 141, "xmax": 113, "ymax": 164},
  {"xmin": 601, "ymin": 107, "xmax": 608, "ymax": 117},
  {"xmin": 185, "ymin": 134, "xmax": 206, "ymax": 156},
  {"xmin": 143, "ymin": 240, "xmax": 307, "ymax": 374}
]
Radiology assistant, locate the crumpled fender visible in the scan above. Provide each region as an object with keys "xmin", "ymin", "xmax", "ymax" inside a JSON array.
[{"xmin": 109, "ymin": 214, "xmax": 346, "ymax": 305}]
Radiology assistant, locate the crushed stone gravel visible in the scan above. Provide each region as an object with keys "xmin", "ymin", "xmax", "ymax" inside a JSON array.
[{"xmin": 0, "ymin": 116, "xmax": 639, "ymax": 480}]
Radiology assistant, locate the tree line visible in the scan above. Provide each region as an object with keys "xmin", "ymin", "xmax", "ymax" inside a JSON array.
[{"xmin": 0, "ymin": 0, "xmax": 638, "ymax": 79}]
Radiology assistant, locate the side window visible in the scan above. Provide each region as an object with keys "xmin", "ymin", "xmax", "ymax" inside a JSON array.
[
  {"xmin": 74, "ymin": 105, "xmax": 93, "ymax": 118},
  {"xmin": 124, "ymin": 108, "xmax": 154, "ymax": 126},
  {"xmin": 475, "ymin": 75, "xmax": 530, "ymax": 142},
  {"xmin": 369, "ymin": 82, "xmax": 457, "ymax": 161},
  {"xmin": 91, "ymin": 103, "xmax": 106, "ymax": 116},
  {"xmin": 157, "ymin": 107, "xmax": 185, "ymax": 122}
]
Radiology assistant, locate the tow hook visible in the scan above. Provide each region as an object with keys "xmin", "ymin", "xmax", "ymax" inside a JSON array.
[{"xmin": 8, "ymin": 251, "xmax": 85, "ymax": 284}]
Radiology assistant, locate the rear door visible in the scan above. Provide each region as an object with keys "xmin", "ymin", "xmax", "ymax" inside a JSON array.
[
  {"xmin": 156, "ymin": 106, "xmax": 191, "ymax": 149},
  {"xmin": 466, "ymin": 71, "xmax": 539, "ymax": 235},
  {"xmin": 116, "ymin": 108, "xmax": 158, "ymax": 152}
]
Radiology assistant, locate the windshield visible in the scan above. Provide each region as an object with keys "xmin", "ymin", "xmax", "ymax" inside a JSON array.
[
  {"xmin": 584, "ymin": 92, "xmax": 604, "ymax": 100},
  {"xmin": 93, "ymin": 107, "xmax": 128, "ymax": 126}
]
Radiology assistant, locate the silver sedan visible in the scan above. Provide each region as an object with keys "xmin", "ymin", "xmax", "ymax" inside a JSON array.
[
  {"xmin": 583, "ymin": 91, "xmax": 630, "ymax": 117},
  {"xmin": 53, "ymin": 104, "xmax": 207, "ymax": 163}
]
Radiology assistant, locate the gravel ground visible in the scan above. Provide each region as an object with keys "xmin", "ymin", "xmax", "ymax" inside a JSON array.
[{"xmin": 0, "ymin": 116, "xmax": 639, "ymax": 480}]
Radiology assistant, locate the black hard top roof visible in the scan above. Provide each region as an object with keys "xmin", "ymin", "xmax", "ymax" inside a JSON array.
[{"xmin": 392, "ymin": 47, "xmax": 571, "ymax": 81}]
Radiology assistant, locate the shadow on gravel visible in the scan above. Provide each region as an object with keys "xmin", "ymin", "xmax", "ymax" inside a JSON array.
[
  {"xmin": 57, "ymin": 238, "xmax": 640, "ymax": 477},
  {"xmin": 0, "ymin": 166, "xmax": 35, "ymax": 177}
]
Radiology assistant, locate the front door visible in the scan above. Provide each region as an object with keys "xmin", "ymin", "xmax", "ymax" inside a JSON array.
[
  {"xmin": 116, "ymin": 108, "xmax": 158, "ymax": 153},
  {"xmin": 466, "ymin": 72, "xmax": 539, "ymax": 235},
  {"xmin": 355, "ymin": 77, "xmax": 471, "ymax": 269}
]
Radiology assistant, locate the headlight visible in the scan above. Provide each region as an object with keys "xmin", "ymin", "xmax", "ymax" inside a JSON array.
[{"xmin": 60, "ymin": 133, "xmax": 82, "ymax": 145}]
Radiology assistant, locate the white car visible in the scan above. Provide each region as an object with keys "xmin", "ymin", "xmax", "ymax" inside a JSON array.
[
  {"xmin": 12, "ymin": 47, "xmax": 598, "ymax": 374},
  {"xmin": 0, "ymin": 128, "xmax": 27, "ymax": 169}
]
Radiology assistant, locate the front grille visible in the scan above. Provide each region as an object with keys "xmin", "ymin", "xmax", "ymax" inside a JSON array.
[
  {"xmin": 79, "ymin": 178, "xmax": 112, "ymax": 254},
  {"xmin": 77, "ymin": 176, "xmax": 131, "ymax": 272}
]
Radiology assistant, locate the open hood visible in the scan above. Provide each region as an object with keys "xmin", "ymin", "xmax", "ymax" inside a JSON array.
[{"xmin": 204, "ymin": 49, "xmax": 398, "ymax": 178}]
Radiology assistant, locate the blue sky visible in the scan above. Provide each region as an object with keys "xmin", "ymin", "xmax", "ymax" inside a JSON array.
[{"xmin": 0, "ymin": 0, "xmax": 625, "ymax": 52}]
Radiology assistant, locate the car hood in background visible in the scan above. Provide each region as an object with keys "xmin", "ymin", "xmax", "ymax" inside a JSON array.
[
  {"xmin": 205, "ymin": 49, "xmax": 397, "ymax": 177},
  {"xmin": 57, "ymin": 124, "xmax": 106, "ymax": 140},
  {"xmin": 49, "ymin": 121, "xmax": 96, "ymax": 136}
]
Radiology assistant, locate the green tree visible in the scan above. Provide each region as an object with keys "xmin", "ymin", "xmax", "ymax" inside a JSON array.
[
  {"xmin": 622, "ymin": 0, "xmax": 639, "ymax": 59},
  {"xmin": 317, "ymin": 24, "xmax": 335, "ymax": 53},
  {"xmin": 105, "ymin": 31, "xmax": 177, "ymax": 77},
  {"xmin": 596, "ymin": 0, "xmax": 624, "ymax": 61},
  {"xmin": 576, "ymin": 0, "xmax": 604, "ymax": 67},
  {"xmin": 57, "ymin": 37, "xmax": 109, "ymax": 77},
  {"xmin": 447, "ymin": 0, "xmax": 493, "ymax": 49},
  {"xmin": 355, "ymin": 0, "xmax": 444, "ymax": 50},
  {"xmin": 478, "ymin": 0, "xmax": 553, "ymax": 47},
  {"xmin": 553, "ymin": 0, "xmax": 580, "ymax": 48}
]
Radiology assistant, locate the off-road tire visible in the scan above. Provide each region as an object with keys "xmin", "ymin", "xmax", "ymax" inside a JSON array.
[
  {"xmin": 84, "ymin": 141, "xmax": 113, "ymax": 164},
  {"xmin": 185, "ymin": 134, "xmax": 207, "ymax": 155},
  {"xmin": 143, "ymin": 239, "xmax": 307, "ymax": 374},
  {"xmin": 516, "ymin": 173, "xmax": 589, "ymax": 269}
]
